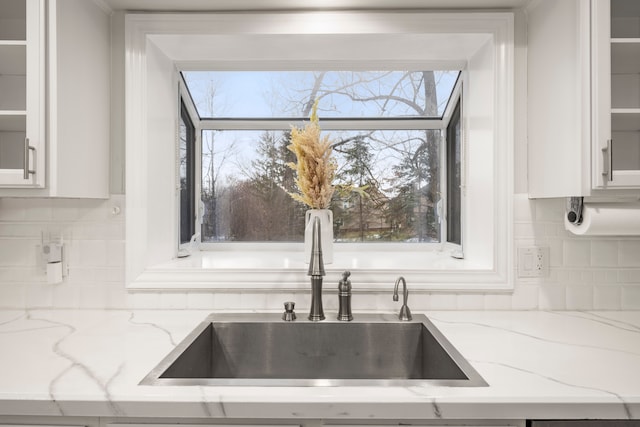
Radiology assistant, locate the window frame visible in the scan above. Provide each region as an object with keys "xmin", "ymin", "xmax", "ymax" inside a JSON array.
[
  {"xmin": 124, "ymin": 11, "xmax": 514, "ymax": 291},
  {"xmin": 444, "ymin": 85, "xmax": 464, "ymax": 257},
  {"xmin": 178, "ymin": 99, "xmax": 196, "ymax": 245},
  {"xmin": 177, "ymin": 78, "xmax": 202, "ymax": 253},
  {"xmin": 181, "ymin": 71, "xmax": 464, "ymax": 251}
]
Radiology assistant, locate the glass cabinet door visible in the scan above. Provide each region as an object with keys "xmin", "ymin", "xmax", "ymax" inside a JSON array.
[
  {"xmin": 0, "ymin": 0, "xmax": 44, "ymax": 187},
  {"xmin": 593, "ymin": 0, "xmax": 640, "ymax": 188}
]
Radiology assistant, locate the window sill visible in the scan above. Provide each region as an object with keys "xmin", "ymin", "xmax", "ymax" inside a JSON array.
[{"xmin": 128, "ymin": 248, "xmax": 513, "ymax": 292}]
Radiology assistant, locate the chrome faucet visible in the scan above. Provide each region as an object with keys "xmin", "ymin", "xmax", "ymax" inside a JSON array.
[
  {"xmin": 393, "ymin": 276, "xmax": 412, "ymax": 321},
  {"xmin": 308, "ymin": 216, "xmax": 325, "ymax": 321}
]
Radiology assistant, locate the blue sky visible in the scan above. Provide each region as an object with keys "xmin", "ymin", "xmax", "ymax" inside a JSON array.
[{"xmin": 183, "ymin": 70, "xmax": 459, "ymax": 118}]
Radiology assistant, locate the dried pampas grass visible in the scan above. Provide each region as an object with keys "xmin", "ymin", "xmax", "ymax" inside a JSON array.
[{"xmin": 287, "ymin": 100, "xmax": 336, "ymax": 209}]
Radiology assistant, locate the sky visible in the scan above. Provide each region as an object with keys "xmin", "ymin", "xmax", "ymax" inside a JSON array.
[
  {"xmin": 183, "ymin": 70, "xmax": 460, "ymax": 118},
  {"xmin": 185, "ymin": 70, "xmax": 460, "ymax": 194}
]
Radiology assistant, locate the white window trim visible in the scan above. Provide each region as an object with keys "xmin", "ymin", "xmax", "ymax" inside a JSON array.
[{"xmin": 125, "ymin": 11, "xmax": 514, "ymax": 291}]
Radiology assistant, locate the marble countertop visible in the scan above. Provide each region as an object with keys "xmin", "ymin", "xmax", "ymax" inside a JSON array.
[{"xmin": 0, "ymin": 309, "xmax": 639, "ymax": 420}]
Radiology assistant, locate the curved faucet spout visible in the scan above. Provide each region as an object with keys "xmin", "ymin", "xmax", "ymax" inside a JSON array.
[{"xmin": 393, "ymin": 276, "xmax": 412, "ymax": 321}]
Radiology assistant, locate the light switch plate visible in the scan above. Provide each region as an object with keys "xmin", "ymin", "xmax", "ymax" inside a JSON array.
[{"xmin": 517, "ymin": 246, "xmax": 550, "ymax": 277}]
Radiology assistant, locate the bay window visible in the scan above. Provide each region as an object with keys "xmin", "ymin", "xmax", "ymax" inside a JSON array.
[
  {"xmin": 179, "ymin": 70, "xmax": 462, "ymax": 247},
  {"xmin": 125, "ymin": 11, "xmax": 514, "ymax": 290}
]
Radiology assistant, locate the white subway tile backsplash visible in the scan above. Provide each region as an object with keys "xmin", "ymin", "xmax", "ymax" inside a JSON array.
[
  {"xmin": 593, "ymin": 269, "xmax": 619, "ymax": 284},
  {"xmin": 186, "ymin": 292, "xmax": 215, "ymax": 310},
  {"xmin": 211, "ymin": 292, "xmax": 242, "ymax": 311},
  {"xmin": 619, "ymin": 269, "xmax": 640, "ymax": 283},
  {"xmin": 106, "ymin": 240, "xmax": 125, "ymax": 267},
  {"xmin": 159, "ymin": 292, "xmax": 188, "ymax": 309},
  {"xmin": 456, "ymin": 294, "xmax": 486, "ymax": 310},
  {"xmin": 127, "ymin": 292, "xmax": 161, "ymax": 309},
  {"xmin": 79, "ymin": 284, "xmax": 111, "ymax": 309},
  {"xmin": 0, "ymin": 196, "xmax": 125, "ymax": 309},
  {"xmin": 0, "ymin": 284, "xmax": 25, "ymax": 308},
  {"xmin": 0, "ymin": 199, "xmax": 27, "ymax": 221},
  {"xmin": 0, "ymin": 267, "xmax": 43, "ymax": 283},
  {"xmin": 50, "ymin": 204, "xmax": 80, "ymax": 221},
  {"xmin": 513, "ymin": 194, "xmax": 535, "ymax": 222},
  {"xmin": 593, "ymin": 285, "xmax": 621, "ymax": 310},
  {"xmin": 52, "ymin": 283, "xmax": 81, "ymax": 308},
  {"xmin": 566, "ymin": 285, "xmax": 594, "ymax": 310},
  {"xmin": 0, "ymin": 193, "xmax": 638, "ymax": 311},
  {"xmin": 619, "ymin": 241, "xmax": 640, "ymax": 267},
  {"xmin": 483, "ymin": 293, "xmax": 513, "ymax": 310},
  {"xmin": 22, "ymin": 199, "xmax": 53, "ymax": 221},
  {"xmin": 106, "ymin": 287, "xmax": 128, "ymax": 309},
  {"xmin": 0, "ymin": 239, "xmax": 39, "ymax": 267},
  {"xmin": 621, "ymin": 286, "xmax": 640, "ymax": 309},
  {"xmin": 26, "ymin": 284, "xmax": 53, "ymax": 308},
  {"xmin": 511, "ymin": 284, "xmax": 539, "ymax": 310},
  {"xmin": 0, "ymin": 224, "xmax": 42, "ymax": 238},
  {"xmin": 78, "ymin": 240, "xmax": 108, "ymax": 267},
  {"xmin": 538, "ymin": 284, "xmax": 567, "ymax": 310},
  {"xmin": 429, "ymin": 293, "xmax": 458, "ymax": 310},
  {"xmin": 534, "ymin": 198, "xmax": 564, "ymax": 221},
  {"xmin": 402, "ymin": 292, "xmax": 428, "ymax": 311},
  {"xmin": 352, "ymin": 293, "xmax": 379, "ymax": 311},
  {"xmin": 563, "ymin": 240, "xmax": 591, "ymax": 267},
  {"xmin": 590, "ymin": 240, "xmax": 619, "ymax": 267},
  {"xmin": 548, "ymin": 239, "xmax": 563, "ymax": 267}
]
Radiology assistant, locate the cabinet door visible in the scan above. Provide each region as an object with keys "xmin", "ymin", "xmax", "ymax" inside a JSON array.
[
  {"xmin": 0, "ymin": 0, "xmax": 45, "ymax": 188},
  {"xmin": 527, "ymin": 0, "xmax": 591, "ymax": 198},
  {"xmin": 592, "ymin": 0, "xmax": 640, "ymax": 189}
]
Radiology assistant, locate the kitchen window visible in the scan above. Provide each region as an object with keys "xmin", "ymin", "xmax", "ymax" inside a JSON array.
[
  {"xmin": 125, "ymin": 11, "xmax": 514, "ymax": 290},
  {"xmin": 179, "ymin": 70, "xmax": 462, "ymax": 248}
]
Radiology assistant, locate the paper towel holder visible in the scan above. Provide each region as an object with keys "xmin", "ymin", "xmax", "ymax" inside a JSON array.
[{"xmin": 566, "ymin": 197, "xmax": 584, "ymax": 225}]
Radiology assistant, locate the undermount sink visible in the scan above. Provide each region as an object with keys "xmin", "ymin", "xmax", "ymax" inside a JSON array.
[{"xmin": 141, "ymin": 313, "xmax": 487, "ymax": 387}]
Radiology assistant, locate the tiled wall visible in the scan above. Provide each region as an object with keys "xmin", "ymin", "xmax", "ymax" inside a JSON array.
[
  {"xmin": 0, "ymin": 195, "xmax": 126, "ymax": 308},
  {"xmin": 0, "ymin": 193, "xmax": 639, "ymax": 310},
  {"xmin": 514, "ymin": 195, "xmax": 640, "ymax": 310}
]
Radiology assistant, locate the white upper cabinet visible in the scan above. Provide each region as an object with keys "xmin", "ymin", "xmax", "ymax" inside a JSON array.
[
  {"xmin": 0, "ymin": 0, "xmax": 45, "ymax": 188},
  {"xmin": 0, "ymin": 0, "xmax": 110, "ymax": 198},
  {"xmin": 593, "ymin": 0, "xmax": 640, "ymax": 189},
  {"xmin": 527, "ymin": 0, "xmax": 640, "ymax": 198}
]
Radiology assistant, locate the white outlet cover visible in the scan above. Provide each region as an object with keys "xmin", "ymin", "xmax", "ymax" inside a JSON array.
[{"xmin": 517, "ymin": 246, "xmax": 550, "ymax": 278}]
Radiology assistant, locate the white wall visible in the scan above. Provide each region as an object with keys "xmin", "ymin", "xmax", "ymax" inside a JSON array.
[{"xmin": 0, "ymin": 9, "xmax": 638, "ymax": 310}]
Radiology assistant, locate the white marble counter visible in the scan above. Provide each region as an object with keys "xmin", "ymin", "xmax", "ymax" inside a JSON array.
[{"xmin": 0, "ymin": 309, "xmax": 639, "ymax": 420}]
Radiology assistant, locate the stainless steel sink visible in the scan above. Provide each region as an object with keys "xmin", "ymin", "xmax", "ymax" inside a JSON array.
[{"xmin": 141, "ymin": 313, "xmax": 487, "ymax": 387}]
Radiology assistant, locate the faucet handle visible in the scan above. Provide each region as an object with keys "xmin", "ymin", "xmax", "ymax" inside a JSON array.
[{"xmin": 282, "ymin": 301, "xmax": 297, "ymax": 321}]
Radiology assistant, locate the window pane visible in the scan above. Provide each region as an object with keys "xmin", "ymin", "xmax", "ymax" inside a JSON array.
[
  {"xmin": 179, "ymin": 102, "xmax": 196, "ymax": 244},
  {"xmin": 183, "ymin": 71, "xmax": 460, "ymax": 119},
  {"xmin": 200, "ymin": 129, "xmax": 440, "ymax": 243},
  {"xmin": 446, "ymin": 100, "xmax": 462, "ymax": 245}
]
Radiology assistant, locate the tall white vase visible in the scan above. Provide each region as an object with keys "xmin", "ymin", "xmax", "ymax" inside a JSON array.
[{"xmin": 304, "ymin": 209, "xmax": 333, "ymax": 264}]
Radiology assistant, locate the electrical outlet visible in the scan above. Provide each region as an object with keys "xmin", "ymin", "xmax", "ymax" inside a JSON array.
[{"xmin": 517, "ymin": 246, "xmax": 550, "ymax": 278}]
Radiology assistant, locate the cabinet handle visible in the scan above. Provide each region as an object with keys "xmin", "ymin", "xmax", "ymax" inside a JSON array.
[
  {"xmin": 23, "ymin": 138, "xmax": 36, "ymax": 180},
  {"xmin": 601, "ymin": 139, "xmax": 612, "ymax": 183}
]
